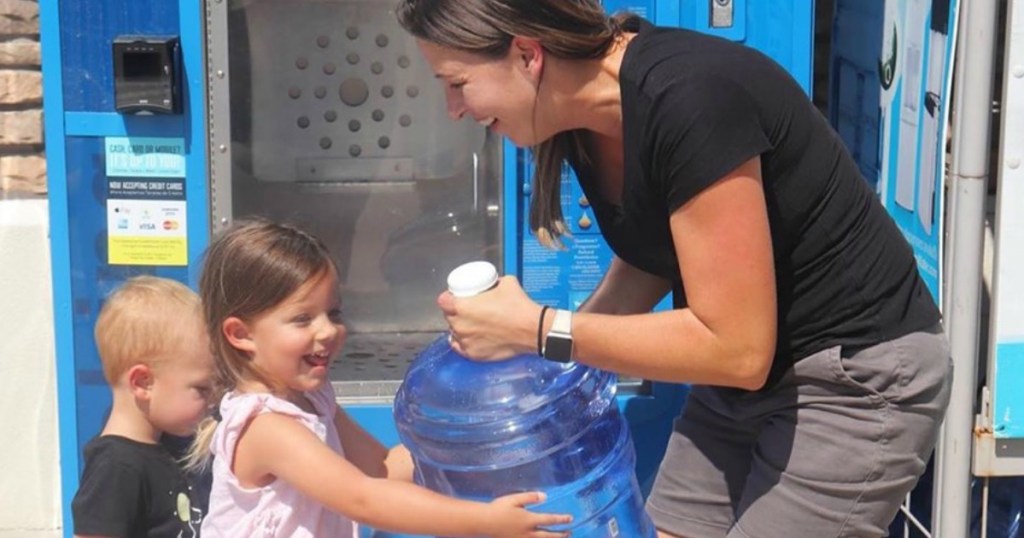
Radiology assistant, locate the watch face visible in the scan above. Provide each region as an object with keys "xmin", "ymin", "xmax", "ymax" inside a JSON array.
[{"xmin": 544, "ymin": 336, "xmax": 573, "ymax": 363}]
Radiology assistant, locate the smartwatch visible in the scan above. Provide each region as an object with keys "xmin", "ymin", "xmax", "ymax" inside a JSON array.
[{"xmin": 542, "ymin": 309, "xmax": 574, "ymax": 363}]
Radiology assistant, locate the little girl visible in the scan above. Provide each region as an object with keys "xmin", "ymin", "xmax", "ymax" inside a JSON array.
[{"xmin": 188, "ymin": 220, "xmax": 570, "ymax": 538}]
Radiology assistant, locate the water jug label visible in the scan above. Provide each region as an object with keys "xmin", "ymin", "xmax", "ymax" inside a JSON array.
[{"xmin": 607, "ymin": 517, "xmax": 619, "ymax": 537}]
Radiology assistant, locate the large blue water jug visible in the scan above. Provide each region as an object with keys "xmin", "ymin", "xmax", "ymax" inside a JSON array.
[{"xmin": 393, "ymin": 262, "xmax": 655, "ymax": 537}]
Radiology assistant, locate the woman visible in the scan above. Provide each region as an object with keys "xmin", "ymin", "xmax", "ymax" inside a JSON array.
[{"xmin": 397, "ymin": 1, "xmax": 952, "ymax": 536}]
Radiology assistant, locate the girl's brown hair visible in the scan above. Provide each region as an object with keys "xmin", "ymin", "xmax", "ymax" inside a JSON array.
[
  {"xmin": 396, "ymin": 0, "xmax": 626, "ymax": 247},
  {"xmin": 184, "ymin": 219, "xmax": 336, "ymax": 469}
]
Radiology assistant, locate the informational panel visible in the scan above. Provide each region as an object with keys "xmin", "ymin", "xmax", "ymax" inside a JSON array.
[
  {"xmin": 876, "ymin": 0, "xmax": 958, "ymax": 302},
  {"xmin": 104, "ymin": 137, "xmax": 188, "ymax": 266}
]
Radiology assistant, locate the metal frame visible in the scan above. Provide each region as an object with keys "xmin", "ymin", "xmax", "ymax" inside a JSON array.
[
  {"xmin": 38, "ymin": 0, "xmax": 77, "ymax": 529},
  {"xmin": 935, "ymin": 0, "xmax": 1006, "ymax": 536},
  {"xmin": 206, "ymin": 0, "xmax": 233, "ymax": 236}
]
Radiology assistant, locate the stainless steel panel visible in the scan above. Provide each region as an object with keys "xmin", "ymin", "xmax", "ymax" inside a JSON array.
[
  {"xmin": 209, "ymin": 0, "xmax": 504, "ymax": 398},
  {"xmin": 241, "ymin": 0, "xmax": 482, "ymax": 183}
]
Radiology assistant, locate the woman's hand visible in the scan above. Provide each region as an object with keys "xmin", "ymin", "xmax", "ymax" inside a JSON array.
[{"xmin": 438, "ymin": 276, "xmax": 542, "ymax": 361}]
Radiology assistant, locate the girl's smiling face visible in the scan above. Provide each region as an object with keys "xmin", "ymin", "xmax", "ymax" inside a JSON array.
[{"xmin": 239, "ymin": 267, "xmax": 347, "ymax": 402}]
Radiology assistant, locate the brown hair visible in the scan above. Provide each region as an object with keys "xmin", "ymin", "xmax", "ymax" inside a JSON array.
[
  {"xmin": 94, "ymin": 276, "xmax": 201, "ymax": 384},
  {"xmin": 396, "ymin": 0, "xmax": 626, "ymax": 247},
  {"xmin": 185, "ymin": 219, "xmax": 337, "ymax": 469}
]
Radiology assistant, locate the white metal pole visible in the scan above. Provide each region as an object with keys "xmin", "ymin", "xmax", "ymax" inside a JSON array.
[{"xmin": 935, "ymin": 0, "xmax": 1000, "ymax": 536}]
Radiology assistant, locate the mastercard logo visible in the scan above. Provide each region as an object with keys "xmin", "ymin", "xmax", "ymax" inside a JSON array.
[{"xmin": 163, "ymin": 220, "xmax": 180, "ymax": 231}]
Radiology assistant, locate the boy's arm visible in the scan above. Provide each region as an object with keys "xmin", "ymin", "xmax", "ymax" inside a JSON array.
[
  {"xmin": 385, "ymin": 443, "xmax": 415, "ymax": 482},
  {"xmin": 332, "ymin": 405, "xmax": 389, "ymax": 478},
  {"xmin": 332, "ymin": 404, "xmax": 414, "ymax": 481},
  {"xmin": 247, "ymin": 412, "xmax": 569, "ymax": 537},
  {"xmin": 333, "ymin": 406, "xmax": 418, "ymax": 482}
]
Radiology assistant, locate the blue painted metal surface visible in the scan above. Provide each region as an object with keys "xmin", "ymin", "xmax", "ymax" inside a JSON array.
[
  {"xmin": 45, "ymin": 1, "xmax": 209, "ymax": 534},
  {"xmin": 995, "ymin": 343, "xmax": 1024, "ymax": 439},
  {"xmin": 829, "ymin": 0, "xmax": 885, "ymax": 188},
  {"xmin": 830, "ymin": 0, "xmax": 957, "ymax": 303},
  {"xmin": 59, "ymin": 3, "xmax": 179, "ymax": 111},
  {"xmin": 40, "ymin": 0, "xmax": 77, "ymax": 530}
]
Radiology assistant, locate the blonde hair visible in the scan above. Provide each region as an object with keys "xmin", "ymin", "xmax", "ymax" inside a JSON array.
[
  {"xmin": 185, "ymin": 219, "xmax": 337, "ymax": 470},
  {"xmin": 94, "ymin": 276, "xmax": 201, "ymax": 384},
  {"xmin": 396, "ymin": 0, "xmax": 627, "ymax": 247}
]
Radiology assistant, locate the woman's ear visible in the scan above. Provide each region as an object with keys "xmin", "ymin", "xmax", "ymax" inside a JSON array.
[
  {"xmin": 223, "ymin": 316, "xmax": 257, "ymax": 354},
  {"xmin": 127, "ymin": 364, "xmax": 154, "ymax": 400},
  {"xmin": 510, "ymin": 36, "xmax": 544, "ymax": 80}
]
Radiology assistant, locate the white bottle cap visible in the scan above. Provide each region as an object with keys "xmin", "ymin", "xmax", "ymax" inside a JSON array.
[{"xmin": 447, "ymin": 261, "xmax": 499, "ymax": 297}]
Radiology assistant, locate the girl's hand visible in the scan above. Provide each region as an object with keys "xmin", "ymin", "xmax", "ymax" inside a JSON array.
[
  {"xmin": 484, "ymin": 491, "xmax": 571, "ymax": 538},
  {"xmin": 438, "ymin": 276, "xmax": 541, "ymax": 361}
]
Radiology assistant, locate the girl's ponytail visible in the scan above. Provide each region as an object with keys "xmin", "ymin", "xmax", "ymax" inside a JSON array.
[{"xmin": 182, "ymin": 415, "xmax": 218, "ymax": 472}]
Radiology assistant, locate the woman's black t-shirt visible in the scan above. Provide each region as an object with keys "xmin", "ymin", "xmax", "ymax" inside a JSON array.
[{"xmin": 571, "ymin": 17, "xmax": 940, "ymax": 387}]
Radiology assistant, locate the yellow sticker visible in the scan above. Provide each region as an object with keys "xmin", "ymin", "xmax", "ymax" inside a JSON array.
[{"xmin": 109, "ymin": 236, "xmax": 187, "ymax": 266}]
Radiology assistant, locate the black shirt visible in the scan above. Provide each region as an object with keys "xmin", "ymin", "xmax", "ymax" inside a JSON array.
[
  {"xmin": 72, "ymin": 435, "xmax": 205, "ymax": 538},
  {"xmin": 573, "ymin": 17, "xmax": 940, "ymax": 387}
]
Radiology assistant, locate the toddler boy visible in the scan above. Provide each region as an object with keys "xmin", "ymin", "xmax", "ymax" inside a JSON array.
[{"xmin": 72, "ymin": 276, "xmax": 213, "ymax": 538}]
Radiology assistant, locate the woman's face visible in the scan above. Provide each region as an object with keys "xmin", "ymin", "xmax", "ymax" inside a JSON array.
[{"xmin": 417, "ymin": 39, "xmax": 544, "ymax": 147}]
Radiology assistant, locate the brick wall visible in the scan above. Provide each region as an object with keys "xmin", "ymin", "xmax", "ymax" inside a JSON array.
[{"xmin": 1, "ymin": 0, "xmax": 45, "ymax": 196}]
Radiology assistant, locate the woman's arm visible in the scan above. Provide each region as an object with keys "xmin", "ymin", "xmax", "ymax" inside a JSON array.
[
  {"xmin": 577, "ymin": 256, "xmax": 671, "ymax": 315},
  {"xmin": 442, "ymin": 157, "xmax": 776, "ymax": 390},
  {"xmin": 238, "ymin": 412, "xmax": 570, "ymax": 537},
  {"xmin": 571, "ymin": 157, "xmax": 777, "ymax": 389}
]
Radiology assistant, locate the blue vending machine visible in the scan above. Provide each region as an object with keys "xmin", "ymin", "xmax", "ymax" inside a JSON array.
[{"xmin": 42, "ymin": 1, "xmax": 812, "ymax": 536}]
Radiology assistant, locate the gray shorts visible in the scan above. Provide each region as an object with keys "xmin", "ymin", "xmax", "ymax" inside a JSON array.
[{"xmin": 646, "ymin": 325, "xmax": 952, "ymax": 538}]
